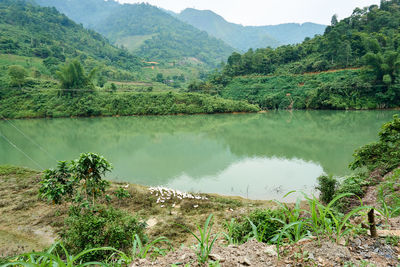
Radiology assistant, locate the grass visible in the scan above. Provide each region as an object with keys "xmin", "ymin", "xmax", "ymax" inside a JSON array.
[{"xmin": 0, "ymin": 165, "xmax": 270, "ymax": 259}]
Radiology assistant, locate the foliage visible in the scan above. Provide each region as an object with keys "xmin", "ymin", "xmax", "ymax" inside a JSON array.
[
  {"xmin": 61, "ymin": 205, "xmax": 146, "ymax": 261},
  {"xmin": 177, "ymin": 214, "xmax": 219, "ymax": 264},
  {"xmin": 2, "ymin": 242, "xmax": 116, "ymax": 266},
  {"xmin": 216, "ymin": 70, "xmax": 379, "ymax": 110},
  {"xmin": 7, "ymin": 65, "xmax": 27, "ymax": 88},
  {"xmin": 115, "ymin": 234, "xmax": 171, "ymax": 264},
  {"xmin": 39, "ymin": 161, "xmax": 75, "ymax": 205},
  {"xmin": 196, "ymin": 0, "xmax": 400, "ymax": 109},
  {"xmin": 224, "ymin": 193, "xmax": 371, "ymax": 259},
  {"xmin": 114, "ymin": 187, "xmax": 131, "ymax": 200},
  {"xmin": 350, "ymin": 115, "xmax": 400, "ymax": 174},
  {"xmin": 39, "ymin": 153, "xmax": 111, "ymax": 206},
  {"xmin": 376, "ymin": 169, "xmax": 400, "ymax": 220},
  {"xmin": 0, "ymin": 0, "xmax": 141, "ymax": 74},
  {"xmin": 56, "ymin": 60, "xmax": 96, "ymax": 95},
  {"xmin": 0, "ymin": 90, "xmax": 259, "ymax": 119},
  {"xmin": 316, "ymin": 175, "xmax": 338, "ymax": 204},
  {"xmin": 224, "ymin": 209, "xmax": 284, "ymax": 244},
  {"xmin": 35, "ymin": 0, "xmax": 234, "ymax": 67},
  {"xmin": 72, "ymin": 152, "xmax": 112, "ymax": 205}
]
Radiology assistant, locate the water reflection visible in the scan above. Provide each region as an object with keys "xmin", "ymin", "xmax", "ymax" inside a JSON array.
[{"xmin": 0, "ymin": 110, "xmax": 398, "ymax": 200}]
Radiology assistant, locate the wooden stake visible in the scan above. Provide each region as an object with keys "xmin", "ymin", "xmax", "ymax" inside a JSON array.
[{"xmin": 368, "ymin": 209, "xmax": 377, "ymax": 238}]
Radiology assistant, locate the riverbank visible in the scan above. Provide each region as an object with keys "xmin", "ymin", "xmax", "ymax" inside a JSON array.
[
  {"xmin": 0, "ymin": 165, "xmax": 273, "ymax": 259},
  {"xmin": 0, "ymin": 90, "xmax": 259, "ymax": 119},
  {"xmin": 1, "ymin": 164, "xmax": 399, "ymax": 266}
]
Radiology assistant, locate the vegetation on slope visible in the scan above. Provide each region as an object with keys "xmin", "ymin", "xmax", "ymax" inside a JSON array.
[
  {"xmin": 195, "ymin": 0, "xmax": 400, "ymax": 109},
  {"xmin": 34, "ymin": 0, "xmax": 235, "ymax": 67},
  {"xmin": 0, "ymin": 89, "xmax": 259, "ymax": 119},
  {"xmin": 0, "ymin": 0, "xmax": 141, "ymax": 78}
]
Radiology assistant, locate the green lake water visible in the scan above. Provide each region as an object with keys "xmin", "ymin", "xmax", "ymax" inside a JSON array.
[{"xmin": 0, "ymin": 110, "xmax": 398, "ymax": 201}]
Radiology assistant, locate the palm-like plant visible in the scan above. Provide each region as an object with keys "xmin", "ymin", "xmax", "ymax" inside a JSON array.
[{"xmin": 56, "ymin": 60, "xmax": 96, "ymax": 96}]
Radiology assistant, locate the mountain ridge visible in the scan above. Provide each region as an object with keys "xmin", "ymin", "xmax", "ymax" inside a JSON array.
[{"xmin": 176, "ymin": 8, "xmax": 326, "ymax": 51}]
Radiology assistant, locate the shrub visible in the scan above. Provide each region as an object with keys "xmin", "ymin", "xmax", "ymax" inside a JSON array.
[
  {"xmin": 350, "ymin": 115, "xmax": 400, "ymax": 175},
  {"xmin": 39, "ymin": 161, "xmax": 75, "ymax": 204},
  {"xmin": 61, "ymin": 205, "xmax": 146, "ymax": 261},
  {"xmin": 316, "ymin": 175, "xmax": 338, "ymax": 204},
  {"xmin": 227, "ymin": 209, "xmax": 284, "ymax": 244}
]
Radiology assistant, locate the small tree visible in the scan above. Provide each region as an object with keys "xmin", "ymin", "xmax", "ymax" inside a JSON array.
[
  {"xmin": 39, "ymin": 161, "xmax": 75, "ymax": 205},
  {"xmin": 8, "ymin": 65, "xmax": 27, "ymax": 89},
  {"xmin": 39, "ymin": 153, "xmax": 112, "ymax": 207},
  {"xmin": 56, "ymin": 60, "xmax": 96, "ymax": 96},
  {"xmin": 71, "ymin": 152, "xmax": 112, "ymax": 205}
]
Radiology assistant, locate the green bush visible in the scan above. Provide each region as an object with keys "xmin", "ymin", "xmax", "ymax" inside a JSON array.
[
  {"xmin": 227, "ymin": 209, "xmax": 284, "ymax": 244},
  {"xmin": 350, "ymin": 115, "xmax": 400, "ymax": 175},
  {"xmin": 316, "ymin": 175, "xmax": 338, "ymax": 204},
  {"xmin": 61, "ymin": 205, "xmax": 146, "ymax": 261},
  {"xmin": 333, "ymin": 175, "xmax": 369, "ymax": 211}
]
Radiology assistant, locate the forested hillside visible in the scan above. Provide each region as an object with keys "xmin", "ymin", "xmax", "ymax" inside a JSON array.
[
  {"xmin": 177, "ymin": 8, "xmax": 326, "ymax": 51},
  {"xmin": 34, "ymin": 0, "xmax": 235, "ymax": 67},
  {"xmin": 198, "ymin": 0, "xmax": 400, "ymax": 110},
  {"xmin": 0, "ymin": 0, "xmax": 142, "ymax": 85}
]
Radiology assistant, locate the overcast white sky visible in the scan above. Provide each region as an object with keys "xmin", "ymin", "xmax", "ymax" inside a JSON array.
[{"xmin": 117, "ymin": 0, "xmax": 380, "ymax": 25}]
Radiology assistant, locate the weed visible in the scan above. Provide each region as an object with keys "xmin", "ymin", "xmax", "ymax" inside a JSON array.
[
  {"xmin": 222, "ymin": 218, "xmax": 240, "ymax": 245},
  {"xmin": 177, "ymin": 214, "xmax": 219, "ymax": 264},
  {"xmin": 2, "ymin": 242, "xmax": 117, "ymax": 266},
  {"xmin": 115, "ymin": 234, "xmax": 171, "ymax": 264},
  {"xmin": 385, "ymin": 235, "xmax": 400, "ymax": 246}
]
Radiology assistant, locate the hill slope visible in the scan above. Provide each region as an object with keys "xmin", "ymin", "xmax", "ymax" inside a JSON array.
[
  {"xmin": 176, "ymin": 8, "xmax": 326, "ymax": 51},
  {"xmin": 0, "ymin": 0, "xmax": 141, "ymax": 80},
  {"xmin": 199, "ymin": 0, "xmax": 400, "ymax": 110},
  {"xmin": 34, "ymin": 0, "xmax": 235, "ymax": 67}
]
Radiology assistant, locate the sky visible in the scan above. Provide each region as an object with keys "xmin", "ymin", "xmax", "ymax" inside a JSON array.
[{"xmin": 117, "ymin": 0, "xmax": 381, "ymax": 26}]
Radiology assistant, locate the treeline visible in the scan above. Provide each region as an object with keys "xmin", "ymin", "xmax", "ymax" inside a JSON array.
[
  {"xmin": 0, "ymin": 89, "xmax": 259, "ymax": 119},
  {"xmin": 194, "ymin": 0, "xmax": 400, "ymax": 109}
]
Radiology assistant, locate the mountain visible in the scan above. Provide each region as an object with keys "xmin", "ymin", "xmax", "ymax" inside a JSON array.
[
  {"xmin": 34, "ymin": 0, "xmax": 235, "ymax": 67},
  {"xmin": 176, "ymin": 8, "xmax": 326, "ymax": 51},
  {"xmin": 0, "ymin": 0, "xmax": 141, "ymax": 74}
]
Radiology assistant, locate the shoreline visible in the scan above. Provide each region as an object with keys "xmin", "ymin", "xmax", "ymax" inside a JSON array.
[{"xmin": 2, "ymin": 108, "xmax": 400, "ymax": 121}]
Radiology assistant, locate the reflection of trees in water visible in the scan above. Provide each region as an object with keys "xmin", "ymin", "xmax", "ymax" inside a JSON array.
[{"xmin": 0, "ymin": 110, "xmax": 398, "ymax": 184}]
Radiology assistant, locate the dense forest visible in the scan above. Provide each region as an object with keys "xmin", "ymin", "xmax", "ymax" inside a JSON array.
[
  {"xmin": 177, "ymin": 8, "xmax": 326, "ymax": 51},
  {"xmin": 34, "ymin": 0, "xmax": 235, "ymax": 67},
  {"xmin": 193, "ymin": 0, "xmax": 400, "ymax": 110}
]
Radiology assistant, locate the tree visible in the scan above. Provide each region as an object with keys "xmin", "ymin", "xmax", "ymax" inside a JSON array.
[
  {"xmin": 8, "ymin": 65, "xmax": 27, "ymax": 88},
  {"xmin": 39, "ymin": 153, "xmax": 112, "ymax": 206},
  {"xmin": 331, "ymin": 14, "xmax": 339, "ymax": 26},
  {"xmin": 155, "ymin": 73, "xmax": 164, "ymax": 83},
  {"xmin": 71, "ymin": 152, "xmax": 112, "ymax": 205},
  {"xmin": 56, "ymin": 60, "xmax": 96, "ymax": 96}
]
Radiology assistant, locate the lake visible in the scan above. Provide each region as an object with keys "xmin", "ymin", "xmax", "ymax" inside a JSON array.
[{"xmin": 0, "ymin": 110, "xmax": 398, "ymax": 201}]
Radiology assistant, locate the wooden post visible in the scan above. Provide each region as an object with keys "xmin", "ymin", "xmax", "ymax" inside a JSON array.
[{"xmin": 368, "ymin": 209, "xmax": 377, "ymax": 238}]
